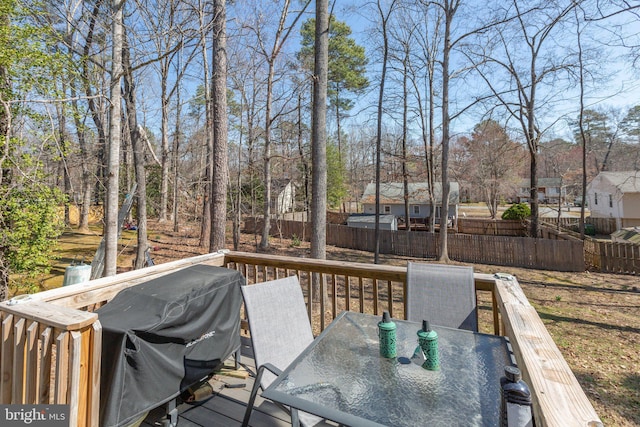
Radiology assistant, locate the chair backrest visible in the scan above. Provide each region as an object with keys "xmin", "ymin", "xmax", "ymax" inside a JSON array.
[
  {"xmin": 241, "ymin": 276, "xmax": 314, "ymax": 389},
  {"xmin": 406, "ymin": 262, "xmax": 478, "ymax": 332}
]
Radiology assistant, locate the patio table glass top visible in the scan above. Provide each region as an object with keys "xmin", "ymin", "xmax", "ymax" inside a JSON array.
[{"xmin": 262, "ymin": 311, "xmax": 514, "ymax": 427}]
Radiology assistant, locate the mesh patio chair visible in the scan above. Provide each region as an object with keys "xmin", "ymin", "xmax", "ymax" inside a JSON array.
[
  {"xmin": 241, "ymin": 276, "xmax": 323, "ymax": 427},
  {"xmin": 406, "ymin": 262, "xmax": 478, "ymax": 332}
]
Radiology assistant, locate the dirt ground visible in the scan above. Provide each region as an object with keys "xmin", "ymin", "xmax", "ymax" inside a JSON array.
[{"xmin": 42, "ymin": 219, "xmax": 639, "ymax": 426}]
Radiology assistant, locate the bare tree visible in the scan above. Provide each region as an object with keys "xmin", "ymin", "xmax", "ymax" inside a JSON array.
[
  {"xmin": 136, "ymin": 0, "xmax": 183, "ymax": 222},
  {"xmin": 409, "ymin": 3, "xmax": 442, "ymax": 234},
  {"xmin": 123, "ymin": 27, "xmax": 149, "ymax": 269},
  {"xmin": 77, "ymin": 0, "xmax": 109, "ymax": 226},
  {"xmin": 431, "ymin": 0, "xmax": 458, "ymax": 262},
  {"xmin": 470, "ymin": 0, "xmax": 579, "ymax": 237},
  {"xmin": 373, "ymin": 0, "xmax": 398, "ymax": 264},
  {"xmin": 460, "ymin": 120, "xmax": 525, "ymax": 218},
  {"xmin": 250, "ymin": 0, "xmax": 311, "ymax": 250},
  {"xmin": 104, "ymin": 0, "xmax": 125, "ymax": 277},
  {"xmin": 311, "ymin": 0, "xmax": 329, "ymax": 296},
  {"xmin": 209, "ymin": 0, "xmax": 228, "ymax": 251},
  {"xmin": 194, "ymin": 0, "xmax": 213, "ymax": 246}
]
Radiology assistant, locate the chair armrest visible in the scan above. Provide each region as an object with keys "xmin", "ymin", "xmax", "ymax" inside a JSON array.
[{"xmin": 259, "ymin": 362, "xmax": 283, "ymax": 377}]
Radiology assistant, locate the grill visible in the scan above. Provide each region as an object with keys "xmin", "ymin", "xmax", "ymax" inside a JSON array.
[{"xmin": 97, "ymin": 264, "xmax": 244, "ymax": 427}]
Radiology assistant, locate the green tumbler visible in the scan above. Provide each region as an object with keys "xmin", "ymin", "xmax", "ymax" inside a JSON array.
[
  {"xmin": 378, "ymin": 311, "xmax": 397, "ymax": 358},
  {"xmin": 417, "ymin": 320, "xmax": 439, "ymax": 370}
]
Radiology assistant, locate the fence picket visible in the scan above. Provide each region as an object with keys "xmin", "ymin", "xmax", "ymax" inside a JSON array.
[{"xmin": 244, "ymin": 218, "xmax": 640, "ymax": 275}]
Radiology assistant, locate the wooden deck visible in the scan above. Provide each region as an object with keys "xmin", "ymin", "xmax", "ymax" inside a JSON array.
[
  {"xmin": 141, "ymin": 337, "xmax": 294, "ymax": 427},
  {"xmin": 0, "ymin": 251, "xmax": 603, "ymax": 426}
]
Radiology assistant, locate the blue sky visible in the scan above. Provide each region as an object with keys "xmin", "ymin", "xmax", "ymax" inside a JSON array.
[{"xmin": 333, "ymin": 0, "xmax": 640, "ymax": 142}]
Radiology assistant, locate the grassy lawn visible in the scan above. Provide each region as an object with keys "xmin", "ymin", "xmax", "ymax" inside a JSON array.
[{"xmin": 24, "ymin": 220, "xmax": 640, "ymax": 426}]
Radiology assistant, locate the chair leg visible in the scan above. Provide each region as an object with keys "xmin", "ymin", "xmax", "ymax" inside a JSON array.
[
  {"xmin": 241, "ymin": 365, "xmax": 266, "ymax": 427},
  {"xmin": 290, "ymin": 408, "xmax": 301, "ymax": 427},
  {"xmin": 234, "ymin": 346, "xmax": 241, "ymax": 370}
]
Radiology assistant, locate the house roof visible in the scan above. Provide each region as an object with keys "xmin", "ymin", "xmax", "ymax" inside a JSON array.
[
  {"xmin": 519, "ymin": 178, "xmax": 562, "ymax": 188},
  {"xmin": 589, "ymin": 171, "xmax": 640, "ymax": 194},
  {"xmin": 360, "ymin": 182, "xmax": 459, "ymax": 205}
]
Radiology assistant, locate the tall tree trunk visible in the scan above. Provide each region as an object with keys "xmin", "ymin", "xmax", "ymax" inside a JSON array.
[
  {"xmin": 82, "ymin": 0, "xmax": 107, "ymax": 208},
  {"xmin": 428, "ymin": 54, "xmax": 436, "ymax": 234},
  {"xmin": 576, "ymin": 12, "xmax": 587, "ymax": 238},
  {"xmin": 123, "ymin": 29, "xmax": 148, "ymax": 269},
  {"xmin": 0, "ymin": 4, "xmax": 11, "ymax": 300},
  {"xmin": 374, "ymin": 0, "xmax": 396, "ymax": 264},
  {"xmin": 311, "ymin": 0, "xmax": 329, "ymax": 259},
  {"xmin": 56, "ymin": 96, "xmax": 71, "ymax": 227},
  {"xmin": 260, "ymin": 60, "xmax": 274, "ymax": 250},
  {"xmin": 232, "ymin": 92, "xmax": 244, "ymax": 251},
  {"xmin": 173, "ymin": 65, "xmax": 182, "ymax": 232},
  {"xmin": 69, "ymin": 77, "xmax": 92, "ymax": 233},
  {"xmin": 297, "ymin": 92, "xmax": 310, "ymax": 232},
  {"xmin": 210, "ymin": 0, "xmax": 228, "ymax": 251},
  {"xmin": 311, "ymin": 0, "xmax": 329, "ymax": 303},
  {"xmin": 198, "ymin": 0, "xmax": 212, "ymax": 246},
  {"xmin": 104, "ymin": 0, "xmax": 125, "ymax": 277},
  {"xmin": 438, "ymin": 1, "xmax": 456, "ymax": 263},
  {"xmin": 402, "ymin": 45, "xmax": 410, "ymax": 232},
  {"xmin": 159, "ymin": 73, "xmax": 170, "ymax": 222}
]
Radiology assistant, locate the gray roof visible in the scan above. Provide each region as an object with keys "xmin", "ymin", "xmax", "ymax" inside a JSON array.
[
  {"xmin": 360, "ymin": 182, "xmax": 459, "ymax": 205},
  {"xmin": 590, "ymin": 171, "xmax": 640, "ymax": 193},
  {"xmin": 611, "ymin": 227, "xmax": 640, "ymax": 243},
  {"xmin": 519, "ymin": 178, "xmax": 561, "ymax": 188}
]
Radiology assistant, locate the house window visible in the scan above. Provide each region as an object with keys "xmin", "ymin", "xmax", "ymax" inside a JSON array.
[
  {"xmin": 594, "ymin": 193, "xmax": 598, "ymax": 205},
  {"xmin": 609, "ymin": 194, "xmax": 613, "ymax": 208},
  {"xmin": 412, "ymin": 205, "xmax": 420, "ymax": 215},
  {"xmin": 384, "ymin": 205, "xmax": 391, "ymax": 214}
]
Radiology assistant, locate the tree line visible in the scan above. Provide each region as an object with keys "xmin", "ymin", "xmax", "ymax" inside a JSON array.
[{"xmin": 1, "ymin": 0, "xmax": 639, "ymax": 298}]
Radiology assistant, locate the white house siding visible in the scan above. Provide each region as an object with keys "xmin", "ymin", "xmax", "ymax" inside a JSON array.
[
  {"xmin": 276, "ymin": 182, "xmax": 294, "ymax": 214},
  {"xmin": 362, "ymin": 203, "xmax": 458, "ymax": 221},
  {"xmin": 363, "ymin": 203, "xmax": 433, "ymax": 219},
  {"xmin": 587, "ymin": 172, "xmax": 640, "ymax": 230}
]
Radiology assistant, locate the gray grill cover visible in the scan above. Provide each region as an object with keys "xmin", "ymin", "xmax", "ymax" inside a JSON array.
[{"xmin": 97, "ymin": 264, "xmax": 244, "ymax": 427}]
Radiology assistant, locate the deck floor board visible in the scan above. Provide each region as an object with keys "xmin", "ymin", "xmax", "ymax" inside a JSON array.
[{"xmin": 140, "ymin": 336, "xmax": 293, "ymax": 427}]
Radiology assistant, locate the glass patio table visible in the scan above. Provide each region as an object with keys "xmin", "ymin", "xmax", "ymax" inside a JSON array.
[{"xmin": 262, "ymin": 311, "xmax": 514, "ymax": 427}]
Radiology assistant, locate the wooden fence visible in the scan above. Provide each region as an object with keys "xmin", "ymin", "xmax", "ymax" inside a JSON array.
[
  {"xmin": 244, "ymin": 218, "xmax": 585, "ymax": 272},
  {"xmin": 457, "ymin": 218, "xmax": 528, "ymax": 236},
  {"xmin": 584, "ymin": 238, "xmax": 640, "ymax": 274},
  {"xmin": 542, "ymin": 216, "xmax": 617, "ymax": 235},
  {"xmin": 249, "ymin": 217, "xmax": 640, "ymax": 275}
]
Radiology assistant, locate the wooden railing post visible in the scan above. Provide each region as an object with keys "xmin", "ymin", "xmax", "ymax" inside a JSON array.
[{"xmin": 0, "ymin": 300, "xmax": 100, "ymax": 427}]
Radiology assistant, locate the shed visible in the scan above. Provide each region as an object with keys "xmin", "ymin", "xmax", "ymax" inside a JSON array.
[
  {"xmin": 347, "ymin": 214, "xmax": 397, "ymax": 231},
  {"xmin": 611, "ymin": 227, "xmax": 640, "ymax": 244}
]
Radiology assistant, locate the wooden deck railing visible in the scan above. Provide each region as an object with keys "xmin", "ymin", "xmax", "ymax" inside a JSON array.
[{"xmin": 0, "ymin": 251, "xmax": 601, "ymax": 427}]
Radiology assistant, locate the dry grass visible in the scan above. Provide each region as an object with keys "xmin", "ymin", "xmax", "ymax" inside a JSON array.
[{"xmin": 41, "ymin": 219, "xmax": 639, "ymax": 426}]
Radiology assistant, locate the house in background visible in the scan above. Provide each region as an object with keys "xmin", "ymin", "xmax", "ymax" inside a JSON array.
[
  {"xmin": 358, "ymin": 182, "xmax": 459, "ymax": 227},
  {"xmin": 272, "ymin": 179, "xmax": 296, "ymax": 214},
  {"xmin": 515, "ymin": 178, "xmax": 564, "ymax": 204},
  {"xmin": 587, "ymin": 171, "xmax": 640, "ymax": 230}
]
